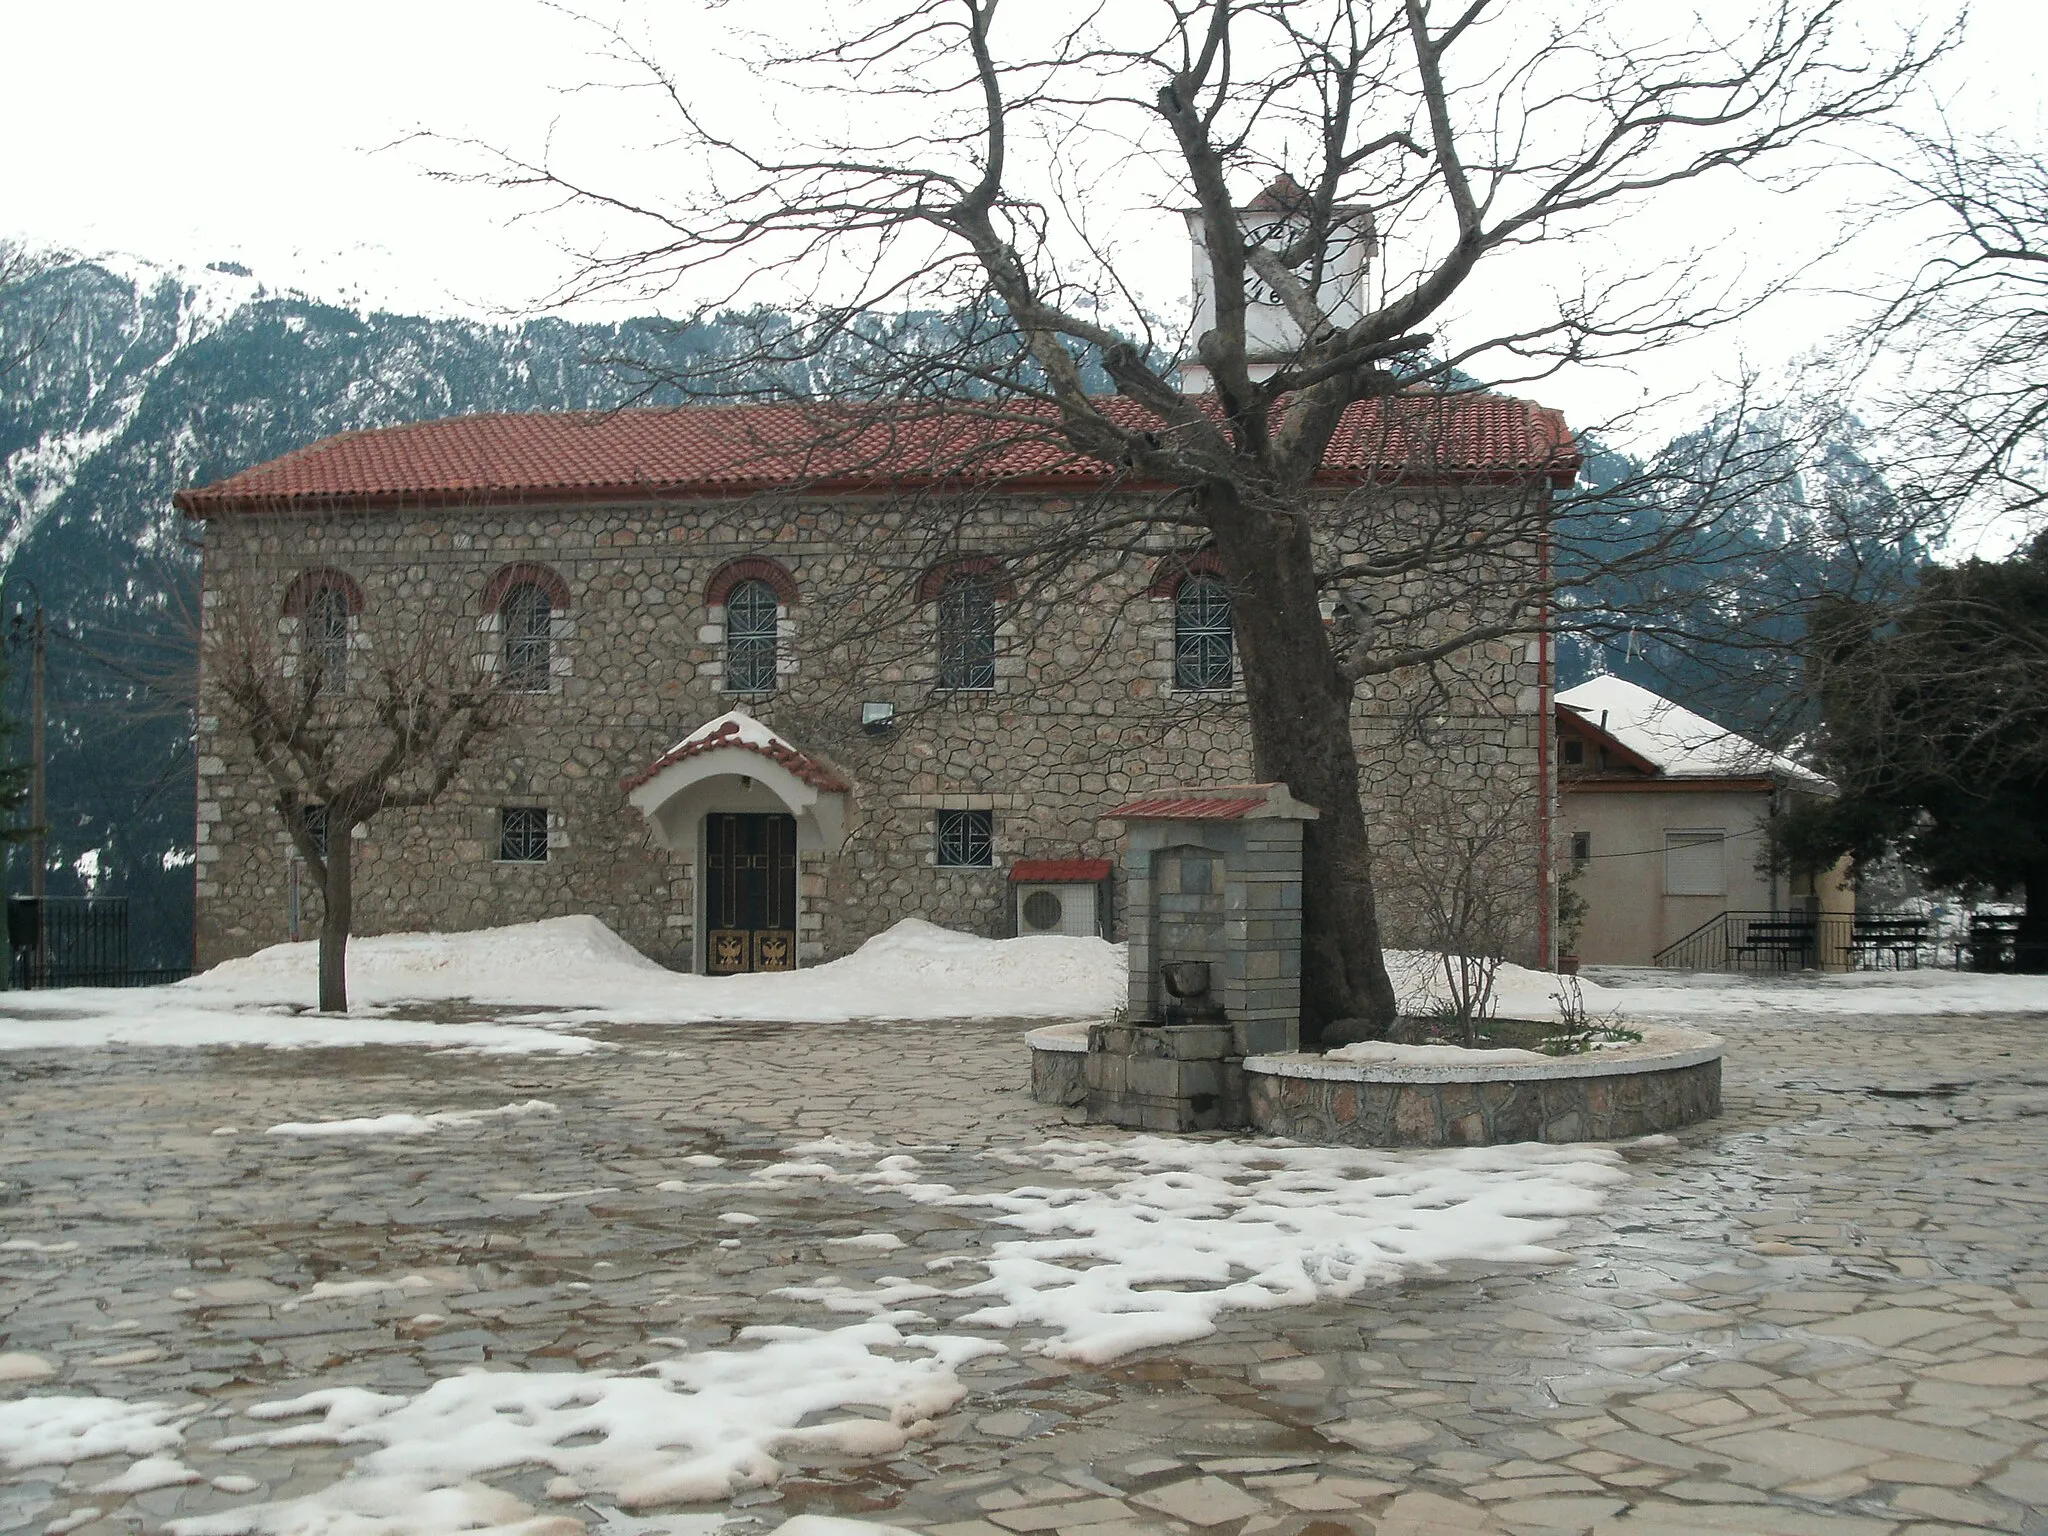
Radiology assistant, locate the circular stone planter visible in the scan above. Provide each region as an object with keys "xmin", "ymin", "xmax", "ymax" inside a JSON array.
[
  {"xmin": 1245, "ymin": 1022, "xmax": 1722, "ymax": 1147},
  {"xmin": 1026, "ymin": 1021, "xmax": 1090, "ymax": 1108}
]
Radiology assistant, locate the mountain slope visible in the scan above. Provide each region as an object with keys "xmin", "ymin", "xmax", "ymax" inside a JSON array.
[{"xmin": 0, "ymin": 257, "xmax": 736, "ymax": 968}]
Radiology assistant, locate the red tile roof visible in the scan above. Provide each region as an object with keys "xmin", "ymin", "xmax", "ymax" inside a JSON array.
[
  {"xmin": 1106, "ymin": 795, "xmax": 1275, "ymax": 820},
  {"xmin": 174, "ymin": 394, "xmax": 1577, "ymax": 515},
  {"xmin": 1008, "ymin": 858, "xmax": 1113, "ymax": 884},
  {"xmin": 621, "ymin": 718, "xmax": 850, "ymax": 795}
]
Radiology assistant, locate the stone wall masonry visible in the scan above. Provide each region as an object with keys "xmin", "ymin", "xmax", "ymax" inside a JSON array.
[
  {"xmin": 1246, "ymin": 1057, "xmax": 1723, "ymax": 1146},
  {"xmin": 194, "ymin": 489, "xmax": 1547, "ymax": 972}
]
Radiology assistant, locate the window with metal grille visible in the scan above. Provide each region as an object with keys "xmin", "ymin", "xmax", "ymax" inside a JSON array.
[
  {"xmin": 299, "ymin": 804, "xmax": 329, "ymax": 860},
  {"xmin": 1173, "ymin": 574, "xmax": 1234, "ymax": 690},
  {"xmin": 307, "ymin": 585, "xmax": 349, "ymax": 693},
  {"xmin": 1570, "ymin": 830, "xmax": 1591, "ymax": 868},
  {"xmin": 936, "ymin": 574, "xmax": 996, "ymax": 690},
  {"xmin": 500, "ymin": 583, "xmax": 553, "ymax": 692},
  {"xmin": 724, "ymin": 578, "xmax": 779, "ymax": 693},
  {"xmin": 935, "ymin": 809, "xmax": 992, "ymax": 867},
  {"xmin": 498, "ymin": 807, "xmax": 549, "ymax": 863}
]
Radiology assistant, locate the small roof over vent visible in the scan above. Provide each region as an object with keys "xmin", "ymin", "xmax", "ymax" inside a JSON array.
[
  {"xmin": 1106, "ymin": 783, "xmax": 1319, "ymax": 821},
  {"xmin": 1009, "ymin": 858, "xmax": 1113, "ymax": 884}
]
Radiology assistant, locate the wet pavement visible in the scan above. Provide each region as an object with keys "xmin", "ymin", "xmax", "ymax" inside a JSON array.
[{"xmin": 4, "ymin": 1009, "xmax": 2048, "ymax": 1535}]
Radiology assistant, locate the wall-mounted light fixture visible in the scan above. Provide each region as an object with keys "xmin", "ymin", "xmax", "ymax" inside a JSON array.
[{"xmin": 861, "ymin": 702, "xmax": 896, "ymax": 735}]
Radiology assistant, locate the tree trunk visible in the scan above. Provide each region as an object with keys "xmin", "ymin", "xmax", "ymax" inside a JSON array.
[
  {"xmin": 1205, "ymin": 488, "xmax": 1401, "ymax": 1046},
  {"xmin": 2020, "ymin": 864, "xmax": 2048, "ymax": 975},
  {"xmin": 318, "ymin": 834, "xmax": 353, "ymax": 1013}
]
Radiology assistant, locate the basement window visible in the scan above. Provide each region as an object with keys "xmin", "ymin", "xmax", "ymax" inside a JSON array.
[
  {"xmin": 498, "ymin": 807, "xmax": 550, "ymax": 864},
  {"xmin": 935, "ymin": 809, "xmax": 993, "ymax": 868}
]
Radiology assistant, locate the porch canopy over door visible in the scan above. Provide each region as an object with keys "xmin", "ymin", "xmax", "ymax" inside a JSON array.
[{"xmin": 623, "ymin": 711, "xmax": 850, "ymax": 858}]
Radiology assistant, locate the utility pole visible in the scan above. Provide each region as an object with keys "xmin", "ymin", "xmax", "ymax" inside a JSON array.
[{"xmin": 28, "ymin": 598, "xmax": 43, "ymax": 902}]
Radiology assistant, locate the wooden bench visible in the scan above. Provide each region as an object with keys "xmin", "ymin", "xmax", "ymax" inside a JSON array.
[
  {"xmin": 1731, "ymin": 918, "xmax": 1818, "ymax": 970},
  {"xmin": 1849, "ymin": 917, "xmax": 1930, "ymax": 970}
]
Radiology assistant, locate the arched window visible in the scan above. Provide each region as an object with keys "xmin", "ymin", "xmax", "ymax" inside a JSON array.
[
  {"xmin": 937, "ymin": 572, "xmax": 997, "ymax": 690},
  {"xmin": 306, "ymin": 584, "xmax": 351, "ymax": 693},
  {"xmin": 1174, "ymin": 574, "xmax": 1234, "ymax": 691},
  {"xmin": 499, "ymin": 582, "xmax": 553, "ymax": 692},
  {"xmin": 724, "ymin": 578, "xmax": 780, "ymax": 693},
  {"xmin": 481, "ymin": 563, "xmax": 570, "ymax": 691},
  {"xmin": 281, "ymin": 569, "xmax": 363, "ymax": 696}
]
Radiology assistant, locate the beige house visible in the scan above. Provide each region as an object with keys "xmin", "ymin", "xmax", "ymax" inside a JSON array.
[{"xmin": 1555, "ymin": 676, "xmax": 1850, "ymax": 967}]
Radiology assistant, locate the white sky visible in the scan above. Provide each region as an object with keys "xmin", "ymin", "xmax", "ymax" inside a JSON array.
[{"xmin": 3, "ymin": 0, "xmax": 2043, "ymax": 450}]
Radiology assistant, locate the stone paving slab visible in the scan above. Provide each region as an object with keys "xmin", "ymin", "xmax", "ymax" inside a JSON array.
[{"xmin": 1, "ymin": 1012, "xmax": 2046, "ymax": 1536}]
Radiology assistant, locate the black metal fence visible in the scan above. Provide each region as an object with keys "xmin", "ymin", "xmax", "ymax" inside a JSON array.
[
  {"xmin": 5, "ymin": 897, "xmax": 190, "ymax": 989},
  {"xmin": 1653, "ymin": 910, "xmax": 1936, "ymax": 973}
]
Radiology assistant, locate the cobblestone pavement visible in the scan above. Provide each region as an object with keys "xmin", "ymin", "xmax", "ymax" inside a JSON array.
[{"xmin": 4, "ymin": 1009, "xmax": 2048, "ymax": 1536}]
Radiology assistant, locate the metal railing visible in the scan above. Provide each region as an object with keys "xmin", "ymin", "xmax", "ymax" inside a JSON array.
[
  {"xmin": 1653, "ymin": 910, "xmax": 1937, "ymax": 973},
  {"xmin": 6, "ymin": 896, "xmax": 157, "ymax": 988}
]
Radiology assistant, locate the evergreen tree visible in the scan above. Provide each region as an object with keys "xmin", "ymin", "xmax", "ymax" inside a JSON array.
[{"xmin": 1775, "ymin": 533, "xmax": 2048, "ymax": 967}]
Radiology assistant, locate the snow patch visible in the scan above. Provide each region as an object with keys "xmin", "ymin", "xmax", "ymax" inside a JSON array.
[
  {"xmin": 174, "ymin": 1320, "xmax": 997, "ymax": 1531},
  {"xmin": 0, "ymin": 1396, "xmax": 192, "ymax": 1468},
  {"xmin": 1326, "ymin": 1041, "xmax": 1551, "ymax": 1067},
  {"xmin": 266, "ymin": 1101, "xmax": 558, "ymax": 1137}
]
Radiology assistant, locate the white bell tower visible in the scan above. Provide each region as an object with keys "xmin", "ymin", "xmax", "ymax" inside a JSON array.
[{"xmin": 1180, "ymin": 174, "xmax": 1376, "ymax": 394}]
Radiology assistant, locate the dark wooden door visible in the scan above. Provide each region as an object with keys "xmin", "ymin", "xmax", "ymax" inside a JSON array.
[{"xmin": 705, "ymin": 813, "xmax": 798, "ymax": 974}]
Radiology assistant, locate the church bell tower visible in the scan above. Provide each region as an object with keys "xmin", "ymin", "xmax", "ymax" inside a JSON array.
[{"xmin": 1180, "ymin": 173, "xmax": 1376, "ymax": 394}]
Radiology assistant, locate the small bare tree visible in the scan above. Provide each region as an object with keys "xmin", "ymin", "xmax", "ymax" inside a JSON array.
[
  {"xmin": 201, "ymin": 530, "xmax": 517, "ymax": 1012},
  {"xmin": 1375, "ymin": 774, "xmax": 1539, "ymax": 1042}
]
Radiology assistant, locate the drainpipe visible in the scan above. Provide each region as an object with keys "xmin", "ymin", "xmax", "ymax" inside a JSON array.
[{"xmin": 1536, "ymin": 493, "xmax": 1555, "ymax": 969}]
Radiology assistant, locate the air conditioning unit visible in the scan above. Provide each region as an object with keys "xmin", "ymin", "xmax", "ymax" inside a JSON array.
[{"xmin": 1009, "ymin": 858, "xmax": 1112, "ymax": 938}]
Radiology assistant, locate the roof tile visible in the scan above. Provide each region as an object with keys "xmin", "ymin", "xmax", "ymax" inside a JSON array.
[
  {"xmin": 621, "ymin": 718, "xmax": 850, "ymax": 795},
  {"xmin": 175, "ymin": 395, "xmax": 1577, "ymax": 514},
  {"xmin": 1008, "ymin": 858, "xmax": 1113, "ymax": 883}
]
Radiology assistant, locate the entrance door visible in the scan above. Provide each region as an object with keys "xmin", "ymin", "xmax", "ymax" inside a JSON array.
[{"xmin": 705, "ymin": 812, "xmax": 798, "ymax": 974}]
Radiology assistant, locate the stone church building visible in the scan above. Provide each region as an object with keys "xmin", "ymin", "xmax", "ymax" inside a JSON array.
[{"xmin": 176, "ymin": 392, "xmax": 1575, "ymax": 976}]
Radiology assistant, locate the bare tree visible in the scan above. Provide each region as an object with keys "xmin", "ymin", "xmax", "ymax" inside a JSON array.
[
  {"xmin": 1375, "ymin": 772, "xmax": 1538, "ymax": 1039},
  {"xmin": 1856, "ymin": 130, "xmax": 2048, "ymax": 524},
  {"xmin": 201, "ymin": 524, "xmax": 518, "ymax": 1012},
  {"xmin": 452, "ymin": 0, "xmax": 1940, "ymax": 1042}
]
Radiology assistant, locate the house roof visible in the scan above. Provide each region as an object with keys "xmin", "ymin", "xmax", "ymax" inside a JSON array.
[
  {"xmin": 173, "ymin": 394, "xmax": 1578, "ymax": 516},
  {"xmin": 620, "ymin": 711, "xmax": 850, "ymax": 795},
  {"xmin": 1009, "ymin": 858, "xmax": 1113, "ymax": 884},
  {"xmin": 1555, "ymin": 676, "xmax": 1825, "ymax": 788}
]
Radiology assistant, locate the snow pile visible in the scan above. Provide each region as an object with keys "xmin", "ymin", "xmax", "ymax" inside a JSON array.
[
  {"xmin": 0, "ymin": 916, "xmax": 1124, "ymax": 1052},
  {"xmin": 1384, "ymin": 949, "xmax": 1587, "ymax": 1021},
  {"xmin": 266, "ymin": 1101, "xmax": 558, "ymax": 1137},
  {"xmin": 1583, "ymin": 964, "xmax": 2048, "ymax": 1019},
  {"xmin": 1326, "ymin": 1040, "xmax": 1551, "ymax": 1067},
  {"xmin": 204, "ymin": 918, "xmax": 671, "ymax": 1007},
  {"xmin": 168, "ymin": 1319, "xmax": 997, "ymax": 1533}
]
